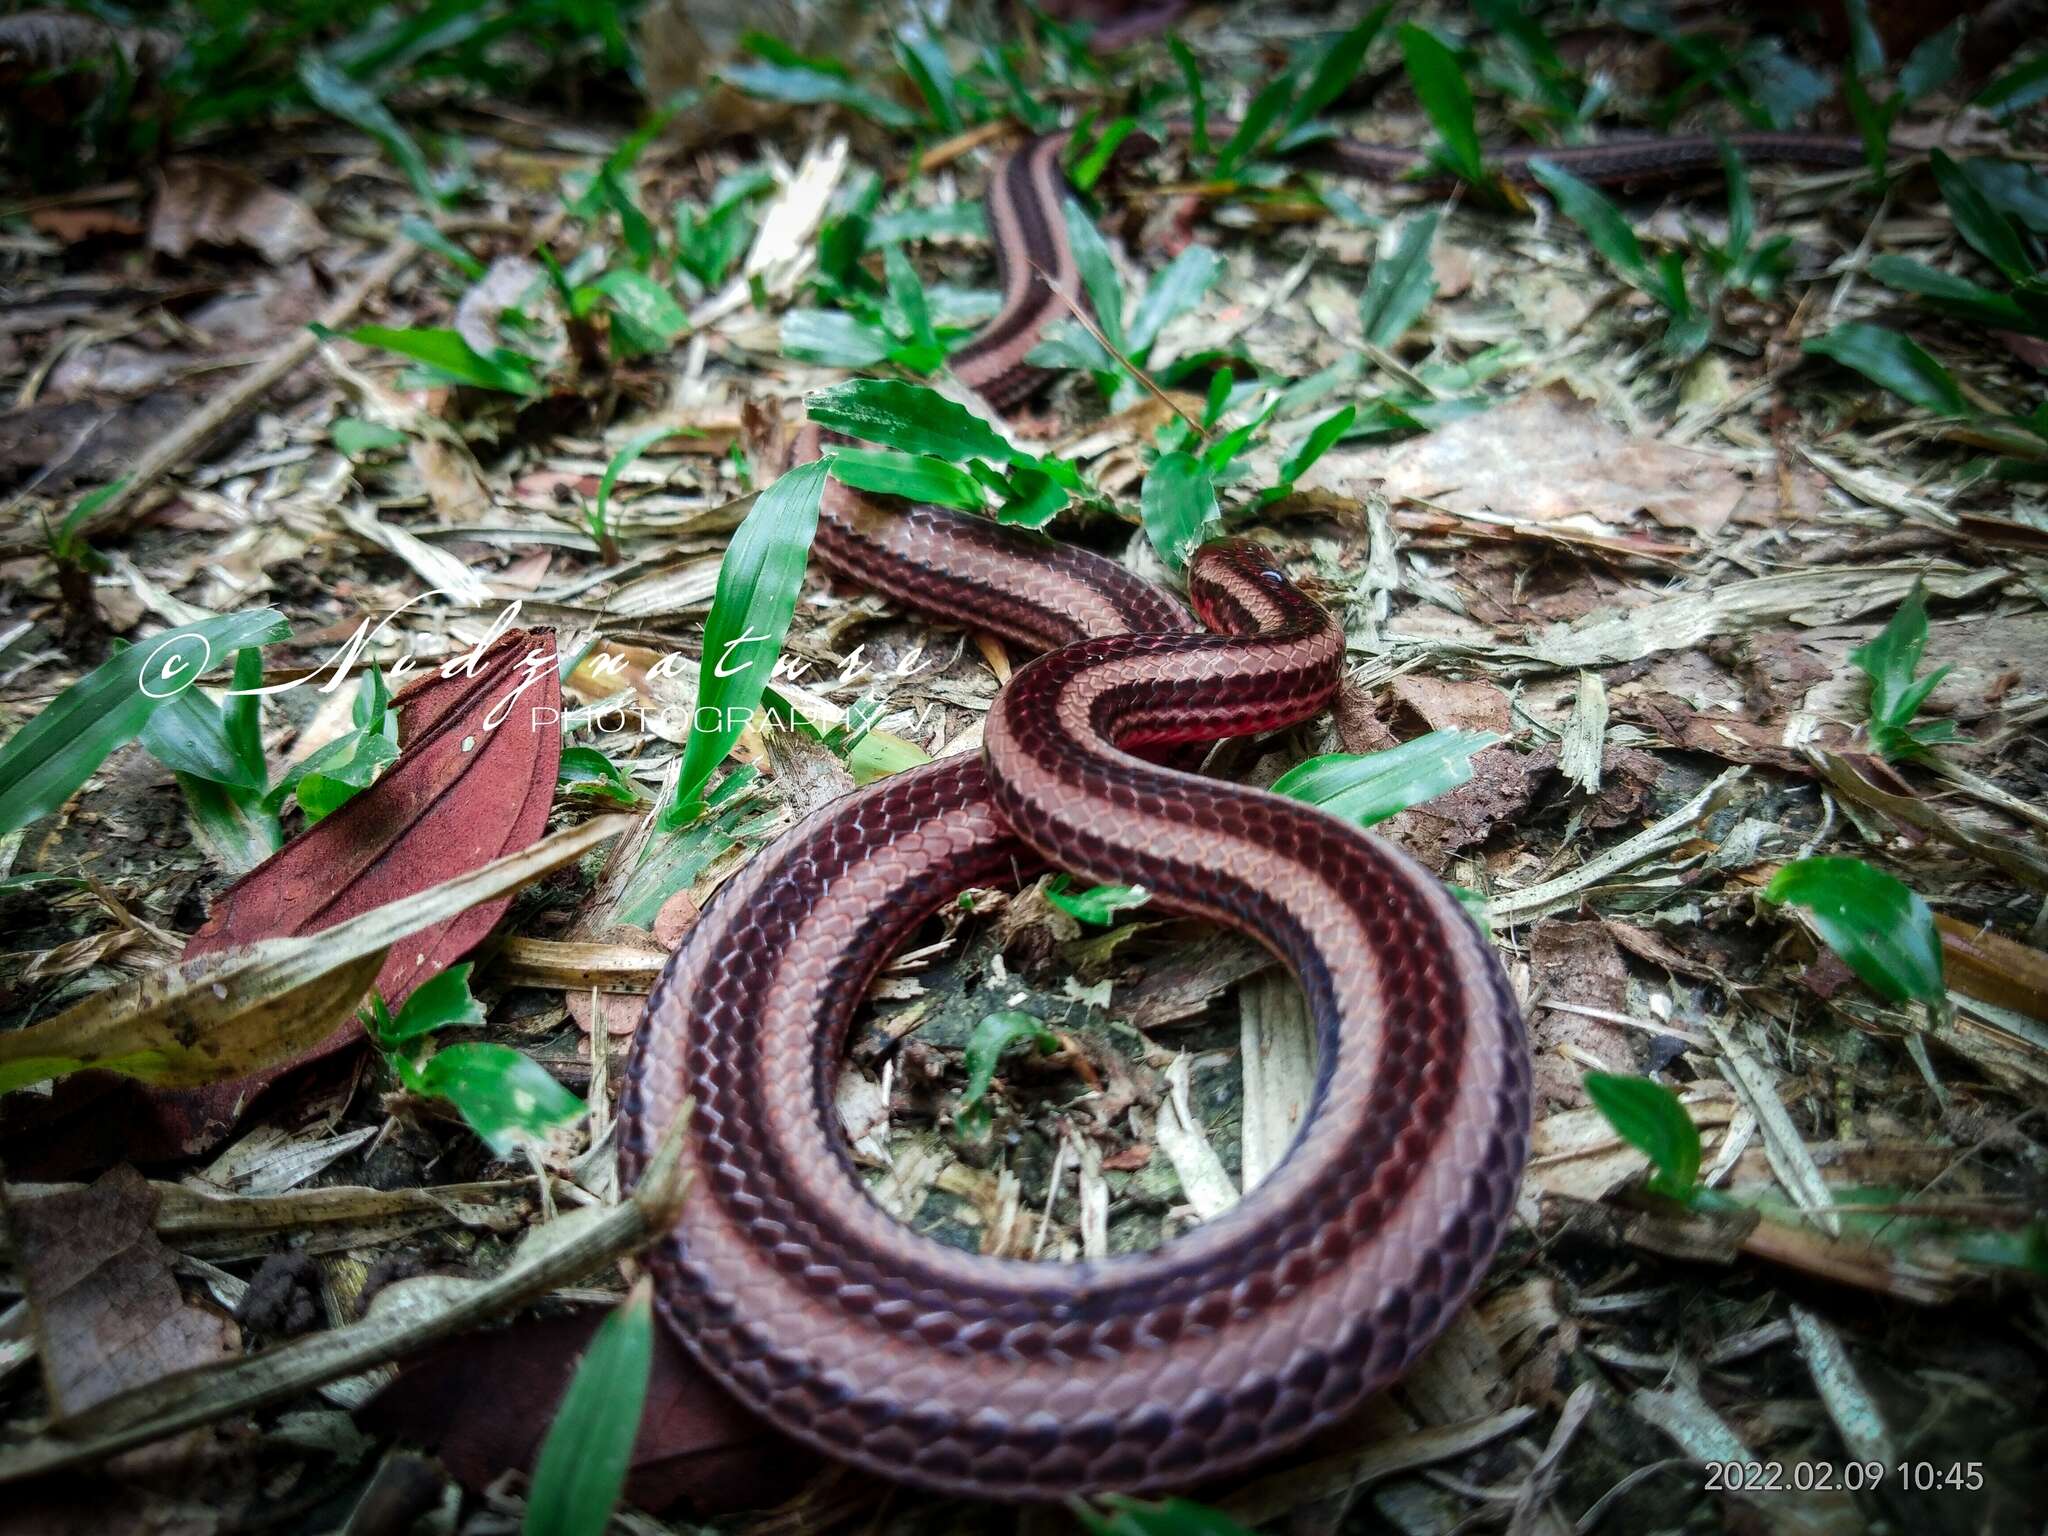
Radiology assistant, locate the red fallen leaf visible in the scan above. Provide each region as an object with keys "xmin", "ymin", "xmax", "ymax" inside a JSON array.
[
  {"xmin": 356, "ymin": 1307, "xmax": 815, "ymax": 1517},
  {"xmin": 1, "ymin": 630, "xmax": 563, "ymax": 1173}
]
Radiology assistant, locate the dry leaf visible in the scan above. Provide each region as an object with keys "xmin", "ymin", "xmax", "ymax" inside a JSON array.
[
  {"xmin": 3, "ymin": 1166, "xmax": 237, "ymax": 1423},
  {"xmin": 1323, "ymin": 385, "xmax": 1745, "ymax": 534},
  {"xmin": 150, "ymin": 160, "xmax": 325, "ymax": 265},
  {"xmin": 0, "ymin": 946, "xmax": 385, "ymax": 1093}
]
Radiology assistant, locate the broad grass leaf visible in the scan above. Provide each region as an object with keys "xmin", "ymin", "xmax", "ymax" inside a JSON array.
[
  {"xmin": 1127, "ymin": 246, "xmax": 1221, "ymax": 357},
  {"xmin": 1398, "ymin": 24, "xmax": 1484, "ymax": 183},
  {"xmin": 1528, "ymin": 159, "xmax": 1647, "ymax": 283},
  {"xmin": 405, "ymin": 1043, "xmax": 583, "ymax": 1157},
  {"xmin": 1765, "ymin": 856, "xmax": 1945, "ymax": 1004},
  {"xmin": 0, "ymin": 947, "xmax": 386, "ymax": 1094},
  {"xmin": 669, "ymin": 463, "xmax": 826, "ymax": 819},
  {"xmin": 1140, "ymin": 452, "xmax": 1218, "ymax": 571},
  {"xmin": 523, "ymin": 1281, "xmax": 655, "ymax": 1536},
  {"xmin": 960, "ymin": 1012, "xmax": 1060, "ymax": 1117},
  {"xmin": 1359, "ymin": 210, "xmax": 1440, "ymax": 347},
  {"xmin": 0, "ymin": 608, "xmax": 288, "ymax": 838},
  {"xmin": 1273, "ymin": 731, "xmax": 1498, "ymax": 828},
  {"xmin": 318, "ymin": 324, "xmax": 540, "ymax": 395},
  {"xmin": 827, "ymin": 448, "xmax": 986, "ymax": 510},
  {"xmin": 1804, "ymin": 323, "xmax": 1967, "ymax": 418},
  {"xmin": 780, "ymin": 310, "xmax": 892, "ymax": 367},
  {"xmin": 806, "ymin": 379, "xmax": 1019, "ymax": 465},
  {"xmin": 1583, "ymin": 1072, "xmax": 1701, "ymax": 1198}
]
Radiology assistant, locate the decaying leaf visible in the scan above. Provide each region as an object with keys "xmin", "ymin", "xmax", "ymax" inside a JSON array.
[
  {"xmin": 1321, "ymin": 386, "xmax": 1746, "ymax": 534},
  {"xmin": 139, "ymin": 630, "xmax": 569, "ymax": 1152},
  {"xmin": 1, "ymin": 814, "xmax": 623, "ymax": 1096},
  {"xmin": 0, "ymin": 945, "xmax": 385, "ymax": 1093},
  {"xmin": 150, "ymin": 160, "xmax": 326, "ymax": 265},
  {"xmin": 2, "ymin": 1165, "xmax": 237, "ymax": 1423}
]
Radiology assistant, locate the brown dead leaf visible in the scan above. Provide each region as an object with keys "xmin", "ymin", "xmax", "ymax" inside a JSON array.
[
  {"xmin": 1321, "ymin": 385, "xmax": 1744, "ymax": 534},
  {"xmin": 28, "ymin": 206, "xmax": 143, "ymax": 242},
  {"xmin": 3, "ymin": 1166, "xmax": 236, "ymax": 1422},
  {"xmin": 1381, "ymin": 744, "xmax": 1555, "ymax": 873},
  {"xmin": 1937, "ymin": 916, "xmax": 2048, "ymax": 1023},
  {"xmin": 4, "ymin": 639, "xmax": 573, "ymax": 1170},
  {"xmin": 150, "ymin": 161, "xmax": 324, "ymax": 265},
  {"xmin": 1384, "ymin": 675, "xmax": 1513, "ymax": 736}
]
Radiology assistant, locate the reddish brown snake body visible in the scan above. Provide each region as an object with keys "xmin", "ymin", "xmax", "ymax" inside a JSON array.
[{"xmin": 619, "ymin": 124, "xmax": 1832, "ymax": 1497}]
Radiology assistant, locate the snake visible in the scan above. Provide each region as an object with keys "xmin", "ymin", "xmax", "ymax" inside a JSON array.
[{"xmin": 620, "ymin": 123, "xmax": 1852, "ymax": 1500}]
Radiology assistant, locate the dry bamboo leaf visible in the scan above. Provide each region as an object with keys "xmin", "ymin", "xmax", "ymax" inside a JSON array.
[
  {"xmin": 1152, "ymin": 1053, "xmax": 1237, "ymax": 1220},
  {"xmin": 492, "ymin": 936, "xmax": 665, "ymax": 993},
  {"xmin": 1221, "ymin": 1407, "xmax": 1535, "ymax": 1524},
  {"xmin": 149, "ymin": 160, "xmax": 324, "ymax": 265},
  {"xmin": 1936, "ymin": 916, "xmax": 2048, "ymax": 1022},
  {"xmin": 0, "ymin": 945, "xmax": 385, "ymax": 1092},
  {"xmin": 1812, "ymin": 751, "xmax": 2048, "ymax": 892},
  {"xmin": 0, "ymin": 815, "xmax": 626, "ymax": 1096}
]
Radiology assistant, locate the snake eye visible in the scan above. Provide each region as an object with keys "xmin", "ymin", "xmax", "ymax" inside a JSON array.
[{"xmin": 1260, "ymin": 567, "xmax": 1287, "ymax": 585}]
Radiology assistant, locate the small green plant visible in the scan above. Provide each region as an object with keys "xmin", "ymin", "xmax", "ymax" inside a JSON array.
[
  {"xmin": 955, "ymin": 1010, "xmax": 1061, "ymax": 1140},
  {"xmin": 1868, "ymin": 151, "xmax": 2047, "ymax": 345},
  {"xmin": 1802, "ymin": 323, "xmax": 2048, "ymax": 476},
  {"xmin": 318, "ymin": 149, "xmax": 710, "ymax": 396},
  {"xmin": 0, "ymin": 609, "xmax": 290, "ymax": 839},
  {"xmin": 1529, "ymin": 159, "xmax": 1708, "ymax": 357},
  {"xmin": 720, "ymin": 30, "xmax": 920, "ymax": 131},
  {"xmin": 1696, "ymin": 143, "xmax": 1795, "ymax": 299},
  {"xmin": 524, "ymin": 1280, "xmax": 655, "ymax": 1536},
  {"xmin": 805, "ymin": 378, "xmax": 1089, "ymax": 530},
  {"xmin": 1173, "ymin": 7, "xmax": 1390, "ymax": 182},
  {"xmin": 1056, "ymin": 354, "xmax": 1352, "ymax": 570},
  {"xmin": 1398, "ymin": 22, "xmax": 1489, "ymax": 191},
  {"xmin": 267, "ymin": 665, "xmax": 398, "ymax": 825},
  {"xmin": 781, "ymin": 173, "xmax": 998, "ymax": 374},
  {"xmin": 1849, "ymin": 583, "xmax": 1959, "ymax": 760},
  {"xmin": 1269, "ymin": 210, "xmax": 1513, "ymax": 443},
  {"xmin": 1024, "ymin": 202, "xmax": 1223, "ymax": 410},
  {"xmin": 557, "ymin": 747, "xmax": 643, "ymax": 805},
  {"xmin": 364, "ymin": 963, "xmax": 584, "ymax": 1155},
  {"xmin": 1584, "ymin": 1072, "xmax": 1702, "ymax": 1203},
  {"xmin": 148, "ymin": 647, "xmax": 284, "ymax": 873},
  {"xmin": 1469, "ymin": 0, "xmax": 1610, "ymax": 129},
  {"xmin": 585, "ymin": 426, "xmax": 697, "ymax": 563},
  {"xmin": 1838, "ymin": 0, "xmax": 1963, "ymax": 185},
  {"xmin": 656, "ymin": 458, "xmax": 827, "ymax": 829},
  {"xmin": 1607, "ymin": 4, "xmax": 1831, "ymax": 131},
  {"xmin": 42, "ymin": 479, "xmax": 124, "ymax": 634},
  {"xmin": 1046, "ymin": 876, "xmax": 1151, "ymax": 926},
  {"xmin": 1762, "ymin": 856, "xmax": 1946, "ymax": 1007},
  {"xmin": 673, "ymin": 168, "xmax": 775, "ymax": 295}
]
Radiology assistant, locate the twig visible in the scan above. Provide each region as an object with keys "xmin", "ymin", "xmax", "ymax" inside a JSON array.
[{"xmin": 0, "ymin": 1104, "xmax": 692, "ymax": 1484}]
